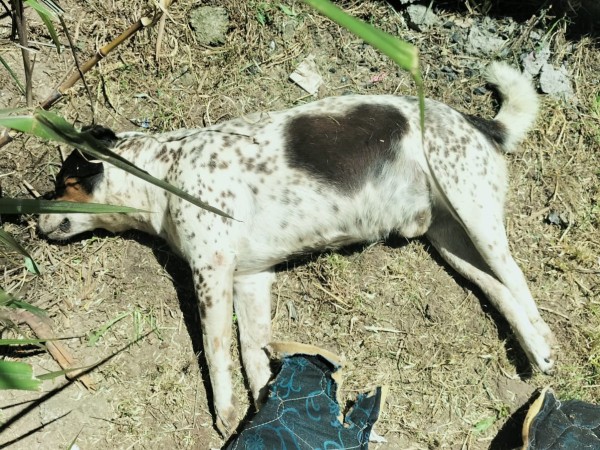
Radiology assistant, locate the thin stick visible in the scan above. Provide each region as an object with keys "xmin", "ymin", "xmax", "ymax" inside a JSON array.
[
  {"xmin": 10, "ymin": 310, "xmax": 96, "ymax": 390},
  {"xmin": 0, "ymin": 13, "xmax": 161, "ymax": 149},
  {"xmin": 59, "ymin": 14, "xmax": 96, "ymax": 120},
  {"xmin": 11, "ymin": 0, "xmax": 32, "ymax": 106},
  {"xmin": 40, "ymin": 15, "xmax": 158, "ymax": 110}
]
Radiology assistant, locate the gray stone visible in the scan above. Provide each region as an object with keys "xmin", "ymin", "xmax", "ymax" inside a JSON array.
[
  {"xmin": 189, "ymin": 6, "xmax": 229, "ymax": 46},
  {"xmin": 406, "ymin": 5, "xmax": 439, "ymax": 31},
  {"xmin": 539, "ymin": 63, "xmax": 574, "ymax": 100},
  {"xmin": 466, "ymin": 25, "xmax": 506, "ymax": 55},
  {"xmin": 521, "ymin": 44, "xmax": 551, "ymax": 77}
]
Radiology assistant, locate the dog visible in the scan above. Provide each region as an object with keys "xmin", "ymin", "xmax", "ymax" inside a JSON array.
[{"xmin": 38, "ymin": 62, "xmax": 555, "ymax": 436}]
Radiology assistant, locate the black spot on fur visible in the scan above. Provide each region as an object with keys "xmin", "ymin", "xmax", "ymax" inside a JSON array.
[
  {"xmin": 285, "ymin": 104, "xmax": 408, "ymax": 191},
  {"xmin": 462, "ymin": 114, "xmax": 507, "ymax": 148}
]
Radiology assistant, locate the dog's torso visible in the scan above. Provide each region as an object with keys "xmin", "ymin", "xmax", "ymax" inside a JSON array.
[{"xmin": 110, "ymin": 95, "xmax": 501, "ymax": 276}]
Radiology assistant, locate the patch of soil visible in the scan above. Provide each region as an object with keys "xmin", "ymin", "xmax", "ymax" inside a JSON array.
[{"xmin": 1, "ymin": 1, "xmax": 598, "ymax": 449}]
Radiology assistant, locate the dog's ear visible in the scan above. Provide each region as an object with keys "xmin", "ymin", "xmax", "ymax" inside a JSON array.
[
  {"xmin": 51, "ymin": 150, "xmax": 105, "ymax": 200},
  {"xmin": 81, "ymin": 125, "xmax": 118, "ymax": 146}
]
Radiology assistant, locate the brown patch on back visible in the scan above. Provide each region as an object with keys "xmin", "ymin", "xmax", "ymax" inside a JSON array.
[{"xmin": 284, "ymin": 103, "xmax": 409, "ymax": 192}]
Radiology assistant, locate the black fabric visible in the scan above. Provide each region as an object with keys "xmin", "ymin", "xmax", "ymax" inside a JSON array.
[{"xmin": 526, "ymin": 390, "xmax": 600, "ymax": 449}]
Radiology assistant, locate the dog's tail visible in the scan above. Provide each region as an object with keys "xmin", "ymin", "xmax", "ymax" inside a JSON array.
[{"xmin": 485, "ymin": 62, "xmax": 538, "ymax": 153}]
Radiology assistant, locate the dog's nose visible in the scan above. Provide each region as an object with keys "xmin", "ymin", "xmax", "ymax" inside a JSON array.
[{"xmin": 59, "ymin": 218, "xmax": 71, "ymax": 232}]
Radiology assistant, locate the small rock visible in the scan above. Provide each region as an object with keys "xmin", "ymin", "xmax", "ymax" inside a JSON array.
[
  {"xmin": 521, "ymin": 44, "xmax": 551, "ymax": 77},
  {"xmin": 546, "ymin": 210, "xmax": 569, "ymax": 228},
  {"xmin": 289, "ymin": 55, "xmax": 324, "ymax": 95},
  {"xmin": 189, "ymin": 6, "xmax": 229, "ymax": 45},
  {"xmin": 539, "ymin": 63, "xmax": 574, "ymax": 100},
  {"xmin": 406, "ymin": 5, "xmax": 440, "ymax": 31},
  {"xmin": 466, "ymin": 24, "xmax": 506, "ymax": 55},
  {"xmin": 450, "ymin": 31, "xmax": 464, "ymax": 44}
]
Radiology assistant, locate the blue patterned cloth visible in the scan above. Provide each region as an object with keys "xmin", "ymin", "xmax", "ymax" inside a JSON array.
[{"xmin": 224, "ymin": 352, "xmax": 383, "ymax": 450}]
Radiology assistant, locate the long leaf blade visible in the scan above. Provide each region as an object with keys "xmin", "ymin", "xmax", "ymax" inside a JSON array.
[
  {"xmin": 0, "ymin": 360, "xmax": 42, "ymax": 391},
  {"xmin": 0, "ymin": 111, "xmax": 233, "ymax": 219},
  {"xmin": 37, "ymin": 11, "xmax": 61, "ymax": 53},
  {"xmin": 0, "ymin": 55, "xmax": 25, "ymax": 94},
  {"xmin": 0, "ymin": 229, "xmax": 41, "ymax": 274},
  {"xmin": 302, "ymin": 0, "xmax": 425, "ymax": 131},
  {"xmin": 0, "ymin": 287, "xmax": 47, "ymax": 316},
  {"xmin": 0, "ymin": 198, "xmax": 145, "ymax": 214}
]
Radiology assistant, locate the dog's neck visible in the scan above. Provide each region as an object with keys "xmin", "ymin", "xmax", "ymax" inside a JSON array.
[{"xmin": 99, "ymin": 134, "xmax": 178, "ymax": 237}]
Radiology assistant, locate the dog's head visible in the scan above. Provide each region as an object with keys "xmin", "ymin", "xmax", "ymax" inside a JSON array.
[{"xmin": 38, "ymin": 126, "xmax": 117, "ymax": 240}]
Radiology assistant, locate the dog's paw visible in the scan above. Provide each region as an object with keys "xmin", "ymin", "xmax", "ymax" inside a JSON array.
[
  {"xmin": 536, "ymin": 353, "xmax": 555, "ymax": 375},
  {"xmin": 215, "ymin": 405, "xmax": 239, "ymax": 438},
  {"xmin": 529, "ymin": 337, "xmax": 556, "ymax": 375}
]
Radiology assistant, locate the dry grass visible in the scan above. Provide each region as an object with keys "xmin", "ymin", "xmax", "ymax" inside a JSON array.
[{"xmin": 0, "ymin": 1, "xmax": 599, "ymax": 449}]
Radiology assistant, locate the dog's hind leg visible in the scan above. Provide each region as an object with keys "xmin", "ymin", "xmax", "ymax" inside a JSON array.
[{"xmin": 426, "ymin": 211, "xmax": 555, "ymax": 374}]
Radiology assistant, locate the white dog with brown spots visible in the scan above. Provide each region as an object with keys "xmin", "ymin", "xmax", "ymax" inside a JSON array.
[{"xmin": 39, "ymin": 62, "xmax": 555, "ymax": 436}]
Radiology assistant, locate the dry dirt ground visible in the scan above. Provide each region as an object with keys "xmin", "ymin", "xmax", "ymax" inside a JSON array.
[{"xmin": 0, "ymin": 1, "xmax": 599, "ymax": 449}]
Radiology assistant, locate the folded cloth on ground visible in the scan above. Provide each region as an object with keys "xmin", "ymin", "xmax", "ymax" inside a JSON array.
[
  {"xmin": 224, "ymin": 342, "xmax": 386, "ymax": 450},
  {"xmin": 522, "ymin": 386, "xmax": 600, "ymax": 449}
]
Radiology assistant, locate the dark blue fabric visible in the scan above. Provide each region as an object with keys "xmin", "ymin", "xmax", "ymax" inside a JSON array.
[{"xmin": 224, "ymin": 354, "xmax": 382, "ymax": 450}]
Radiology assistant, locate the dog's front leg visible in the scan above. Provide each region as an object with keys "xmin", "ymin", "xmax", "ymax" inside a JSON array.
[
  {"xmin": 191, "ymin": 251, "xmax": 238, "ymax": 436},
  {"xmin": 233, "ymin": 271, "xmax": 276, "ymax": 407}
]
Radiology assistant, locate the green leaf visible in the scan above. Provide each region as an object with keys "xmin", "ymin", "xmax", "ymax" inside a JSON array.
[
  {"xmin": 37, "ymin": 366, "xmax": 88, "ymax": 381},
  {"xmin": 473, "ymin": 416, "xmax": 496, "ymax": 434},
  {"xmin": 279, "ymin": 4, "xmax": 297, "ymax": 17},
  {"xmin": 0, "ymin": 338, "xmax": 50, "ymax": 345},
  {"xmin": 25, "ymin": 0, "xmax": 62, "ymax": 53},
  {"xmin": 0, "ymin": 228, "xmax": 41, "ymax": 275},
  {"xmin": 0, "ymin": 109, "xmax": 233, "ymax": 219},
  {"xmin": 0, "ymin": 55, "xmax": 25, "ymax": 94},
  {"xmin": 88, "ymin": 311, "xmax": 130, "ymax": 346},
  {"xmin": 0, "ymin": 287, "xmax": 46, "ymax": 316},
  {"xmin": 0, "ymin": 198, "xmax": 144, "ymax": 214},
  {"xmin": 25, "ymin": 0, "xmax": 60, "ymax": 18},
  {"xmin": 0, "ymin": 360, "xmax": 42, "ymax": 391},
  {"xmin": 37, "ymin": 10, "xmax": 61, "ymax": 53},
  {"xmin": 302, "ymin": 0, "xmax": 424, "ymax": 131}
]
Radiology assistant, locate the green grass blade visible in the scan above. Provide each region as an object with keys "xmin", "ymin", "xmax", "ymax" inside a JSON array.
[
  {"xmin": 0, "ymin": 229, "xmax": 41, "ymax": 275},
  {"xmin": 26, "ymin": 0, "xmax": 62, "ymax": 53},
  {"xmin": 37, "ymin": 10, "xmax": 61, "ymax": 53},
  {"xmin": 0, "ymin": 360, "xmax": 42, "ymax": 391},
  {"xmin": 303, "ymin": 0, "xmax": 418, "ymax": 73},
  {"xmin": 88, "ymin": 311, "xmax": 130, "ymax": 346},
  {"xmin": 0, "ymin": 287, "xmax": 46, "ymax": 316},
  {"xmin": 303, "ymin": 0, "xmax": 425, "ymax": 131},
  {"xmin": 25, "ymin": 0, "xmax": 58, "ymax": 18},
  {"xmin": 0, "ymin": 338, "xmax": 51, "ymax": 345},
  {"xmin": 0, "ymin": 110, "xmax": 233, "ymax": 219},
  {"xmin": 0, "ymin": 55, "xmax": 26, "ymax": 94},
  {"xmin": 0, "ymin": 198, "xmax": 145, "ymax": 214},
  {"xmin": 37, "ymin": 366, "xmax": 89, "ymax": 381}
]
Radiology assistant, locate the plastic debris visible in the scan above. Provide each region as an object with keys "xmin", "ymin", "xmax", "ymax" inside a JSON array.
[{"xmin": 289, "ymin": 55, "xmax": 323, "ymax": 95}]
